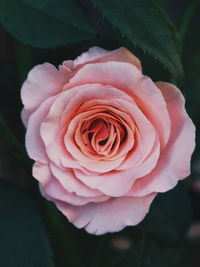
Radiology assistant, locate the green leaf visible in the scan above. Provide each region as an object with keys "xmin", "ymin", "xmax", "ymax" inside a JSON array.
[
  {"xmin": 0, "ymin": 0, "xmax": 96, "ymax": 48},
  {"xmin": 0, "ymin": 112, "xmax": 25, "ymax": 155},
  {"xmin": 144, "ymin": 184, "xmax": 192, "ymax": 239},
  {"xmin": 0, "ymin": 179, "xmax": 54, "ymax": 267},
  {"xmin": 91, "ymin": 0, "xmax": 183, "ymax": 82},
  {"xmin": 43, "ymin": 201, "xmax": 85, "ymax": 267},
  {"xmin": 152, "ymin": 0, "xmax": 168, "ymax": 10},
  {"xmin": 183, "ymin": 26, "xmax": 200, "ymax": 122}
]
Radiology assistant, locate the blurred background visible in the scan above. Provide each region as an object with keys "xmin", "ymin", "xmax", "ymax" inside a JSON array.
[{"xmin": 0, "ymin": 0, "xmax": 200, "ymax": 266}]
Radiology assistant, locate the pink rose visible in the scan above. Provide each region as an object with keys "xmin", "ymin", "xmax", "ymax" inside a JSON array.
[{"xmin": 21, "ymin": 47, "xmax": 195, "ymax": 235}]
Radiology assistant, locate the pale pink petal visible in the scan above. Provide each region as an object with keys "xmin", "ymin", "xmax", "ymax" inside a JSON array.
[
  {"xmin": 113, "ymin": 99, "xmax": 159, "ymax": 170},
  {"xmin": 33, "ymin": 162, "xmax": 108, "ymax": 204},
  {"xmin": 73, "ymin": 168, "xmax": 139, "ymax": 197},
  {"xmin": 73, "ymin": 47, "xmax": 110, "ymax": 67},
  {"xmin": 39, "ymin": 86, "xmax": 81, "ymax": 168},
  {"xmin": 55, "ymin": 193, "xmax": 156, "ymax": 235},
  {"xmin": 21, "ymin": 108, "xmax": 32, "ymax": 127},
  {"xmin": 21, "ymin": 63, "xmax": 68, "ymax": 123},
  {"xmin": 129, "ymin": 82, "xmax": 196, "ymax": 196},
  {"xmin": 118, "ymin": 134, "xmax": 160, "ymax": 177},
  {"xmin": 40, "ymin": 178, "xmax": 109, "ymax": 206},
  {"xmin": 25, "ymin": 96, "xmax": 56, "ymax": 162},
  {"xmin": 33, "ymin": 160, "xmax": 103, "ymax": 198},
  {"xmin": 50, "ymin": 163, "xmax": 105, "ymax": 198},
  {"xmin": 32, "ymin": 162, "xmax": 51, "ymax": 186},
  {"xmin": 77, "ymin": 157, "xmax": 126, "ymax": 172},
  {"xmin": 72, "ymin": 46, "xmax": 142, "ymax": 71},
  {"xmin": 59, "ymin": 60, "xmax": 74, "ymax": 72}
]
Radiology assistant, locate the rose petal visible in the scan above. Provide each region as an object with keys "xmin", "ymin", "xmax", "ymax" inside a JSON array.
[
  {"xmin": 25, "ymin": 96, "xmax": 56, "ymax": 162},
  {"xmin": 50, "ymin": 163, "xmax": 105, "ymax": 197},
  {"xmin": 21, "ymin": 63, "xmax": 68, "ymax": 124},
  {"xmin": 33, "ymin": 162, "xmax": 107, "ymax": 199},
  {"xmin": 73, "ymin": 47, "xmax": 110, "ymax": 67},
  {"xmin": 129, "ymin": 82, "xmax": 196, "ymax": 196},
  {"xmin": 40, "ymin": 178, "xmax": 109, "ymax": 206},
  {"xmin": 73, "ymin": 168, "xmax": 137, "ymax": 197},
  {"xmin": 33, "ymin": 162, "xmax": 51, "ymax": 185},
  {"xmin": 73, "ymin": 142, "xmax": 159, "ymax": 197},
  {"xmin": 71, "ymin": 46, "xmax": 142, "ymax": 71},
  {"xmin": 55, "ymin": 193, "xmax": 156, "ymax": 235}
]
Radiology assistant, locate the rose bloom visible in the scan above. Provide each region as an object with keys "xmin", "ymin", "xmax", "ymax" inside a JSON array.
[{"xmin": 21, "ymin": 47, "xmax": 195, "ymax": 235}]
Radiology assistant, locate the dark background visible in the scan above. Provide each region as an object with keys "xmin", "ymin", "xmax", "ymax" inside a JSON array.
[{"xmin": 0, "ymin": 0, "xmax": 200, "ymax": 266}]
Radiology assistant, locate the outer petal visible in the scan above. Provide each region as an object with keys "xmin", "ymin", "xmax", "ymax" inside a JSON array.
[
  {"xmin": 33, "ymin": 162, "xmax": 103, "ymax": 197},
  {"xmin": 33, "ymin": 162, "xmax": 51, "ymax": 185},
  {"xmin": 73, "ymin": 47, "xmax": 110, "ymax": 66},
  {"xmin": 71, "ymin": 46, "xmax": 142, "ymax": 71},
  {"xmin": 40, "ymin": 178, "xmax": 109, "ymax": 206},
  {"xmin": 74, "ymin": 168, "xmax": 140, "ymax": 197},
  {"xmin": 25, "ymin": 96, "xmax": 56, "ymax": 162},
  {"xmin": 55, "ymin": 193, "xmax": 156, "ymax": 235},
  {"xmin": 49, "ymin": 163, "xmax": 105, "ymax": 198},
  {"xmin": 21, "ymin": 63, "xmax": 68, "ymax": 125},
  {"xmin": 129, "ymin": 82, "xmax": 196, "ymax": 196}
]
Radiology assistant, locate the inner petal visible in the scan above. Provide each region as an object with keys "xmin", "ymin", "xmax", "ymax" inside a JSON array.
[
  {"xmin": 85, "ymin": 115, "xmax": 128, "ymax": 158},
  {"xmin": 64, "ymin": 106, "xmax": 135, "ymax": 171},
  {"xmin": 94, "ymin": 121, "xmax": 109, "ymax": 146},
  {"xmin": 90, "ymin": 119, "xmax": 110, "ymax": 151}
]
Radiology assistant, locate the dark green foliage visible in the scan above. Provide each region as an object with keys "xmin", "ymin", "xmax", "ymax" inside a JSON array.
[
  {"xmin": 144, "ymin": 184, "xmax": 192, "ymax": 239},
  {"xmin": 152, "ymin": 0, "xmax": 168, "ymax": 10},
  {"xmin": 0, "ymin": 0, "xmax": 96, "ymax": 48},
  {"xmin": 184, "ymin": 26, "xmax": 200, "ymax": 123},
  {"xmin": 104, "ymin": 233, "xmax": 189, "ymax": 267},
  {"xmin": 0, "ymin": 1, "xmax": 198, "ymax": 266},
  {"xmin": 91, "ymin": 0, "xmax": 183, "ymax": 82},
  {"xmin": 0, "ymin": 0, "xmax": 183, "ymax": 82},
  {"xmin": 0, "ymin": 179, "xmax": 54, "ymax": 267}
]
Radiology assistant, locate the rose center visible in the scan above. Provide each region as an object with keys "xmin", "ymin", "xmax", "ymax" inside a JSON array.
[{"xmin": 81, "ymin": 116, "xmax": 127, "ymax": 158}]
